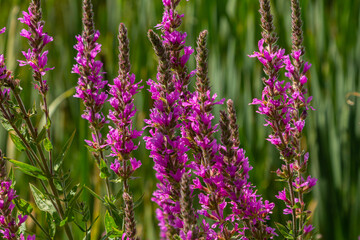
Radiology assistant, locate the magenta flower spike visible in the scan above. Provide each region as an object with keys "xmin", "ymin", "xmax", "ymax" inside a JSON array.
[
  {"xmin": 72, "ymin": 0, "xmax": 108, "ymax": 156},
  {"xmin": 156, "ymin": 0, "xmax": 195, "ymax": 100},
  {"xmin": 217, "ymin": 100, "xmax": 277, "ymax": 239},
  {"xmin": 145, "ymin": 0, "xmax": 197, "ymax": 238},
  {"xmin": 107, "ymin": 23, "xmax": 142, "ymax": 240},
  {"xmin": 18, "ymin": 0, "xmax": 54, "ymax": 94},
  {"xmin": 146, "ymin": 28, "xmax": 190, "ymax": 239},
  {"xmin": 250, "ymin": 0, "xmax": 317, "ymax": 238},
  {"xmin": 107, "ymin": 24, "xmax": 143, "ymax": 178},
  {"xmin": 0, "ymin": 151, "xmax": 36, "ymax": 240},
  {"xmin": 183, "ymin": 31, "xmax": 276, "ymax": 239}
]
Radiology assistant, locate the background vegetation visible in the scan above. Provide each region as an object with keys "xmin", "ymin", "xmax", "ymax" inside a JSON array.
[{"xmin": 0, "ymin": 0, "xmax": 359, "ymax": 239}]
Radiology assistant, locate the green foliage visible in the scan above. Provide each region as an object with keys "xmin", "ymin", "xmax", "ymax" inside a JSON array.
[
  {"xmin": 14, "ymin": 198, "xmax": 34, "ymax": 215},
  {"xmin": 99, "ymin": 158, "xmax": 110, "ymax": 179},
  {"xmin": 8, "ymin": 158, "xmax": 47, "ymax": 180},
  {"xmin": 104, "ymin": 211, "xmax": 123, "ymax": 238},
  {"xmin": 275, "ymin": 222, "xmax": 294, "ymax": 239},
  {"xmin": 42, "ymin": 137, "xmax": 53, "ymax": 152},
  {"xmin": 9, "ymin": 132, "xmax": 26, "ymax": 151},
  {"xmin": 29, "ymin": 184, "xmax": 56, "ymax": 215}
]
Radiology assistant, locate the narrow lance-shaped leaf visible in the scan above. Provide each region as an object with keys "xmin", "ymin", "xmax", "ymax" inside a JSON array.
[
  {"xmin": 54, "ymin": 130, "xmax": 76, "ymax": 172},
  {"xmin": 8, "ymin": 158, "xmax": 47, "ymax": 180}
]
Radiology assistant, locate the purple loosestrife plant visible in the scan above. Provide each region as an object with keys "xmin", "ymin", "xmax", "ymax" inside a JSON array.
[
  {"xmin": 219, "ymin": 100, "xmax": 276, "ymax": 239},
  {"xmin": 145, "ymin": 29, "xmax": 189, "ymax": 239},
  {"xmin": 249, "ymin": 0, "xmax": 317, "ymax": 238},
  {"xmin": 18, "ymin": 0, "xmax": 54, "ymax": 94},
  {"xmin": 72, "ymin": 0, "xmax": 111, "ymax": 196},
  {"xmin": 1, "ymin": 18, "xmax": 75, "ymax": 239},
  {"xmin": 18, "ymin": 0, "xmax": 55, "ymax": 170},
  {"xmin": 179, "ymin": 172, "xmax": 199, "ymax": 240},
  {"xmin": 0, "ymin": 3, "xmax": 78, "ymax": 239},
  {"xmin": 107, "ymin": 23, "xmax": 142, "ymax": 240},
  {"xmin": 183, "ymin": 30, "xmax": 227, "ymax": 240},
  {"xmin": 156, "ymin": 0, "xmax": 194, "ymax": 99},
  {"xmin": 0, "ymin": 151, "xmax": 35, "ymax": 240},
  {"xmin": 184, "ymin": 31, "xmax": 276, "ymax": 240},
  {"xmin": 73, "ymin": 0, "xmax": 108, "ymax": 149}
]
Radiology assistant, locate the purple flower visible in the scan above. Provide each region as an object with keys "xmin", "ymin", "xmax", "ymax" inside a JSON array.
[
  {"xmin": 0, "ymin": 28, "xmax": 5, "ymax": 35},
  {"xmin": 20, "ymin": 234, "xmax": 36, "ymax": 240},
  {"xmin": 72, "ymin": 3, "xmax": 108, "ymax": 152},
  {"xmin": 145, "ymin": 43, "xmax": 189, "ymax": 240},
  {"xmin": 107, "ymin": 70, "xmax": 143, "ymax": 178},
  {"xmin": 293, "ymin": 176, "xmax": 317, "ymax": 192},
  {"xmin": 185, "ymin": 35, "xmax": 276, "ymax": 238},
  {"xmin": 275, "ymin": 188, "xmax": 288, "ymax": 202},
  {"xmin": 251, "ymin": 1, "xmax": 317, "ymax": 236},
  {"xmin": 106, "ymin": 23, "xmax": 144, "ymax": 181},
  {"xmin": 73, "ymin": 29, "xmax": 108, "ymax": 128},
  {"xmin": 0, "ymin": 155, "xmax": 34, "ymax": 240},
  {"xmin": 303, "ymin": 224, "xmax": 314, "ymax": 234},
  {"xmin": 18, "ymin": 4, "xmax": 54, "ymax": 93},
  {"xmin": 156, "ymin": 0, "xmax": 194, "ymax": 99},
  {"xmin": 146, "ymin": 0, "xmax": 195, "ymax": 235}
]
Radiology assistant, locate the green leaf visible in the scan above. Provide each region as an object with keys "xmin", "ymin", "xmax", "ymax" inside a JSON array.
[
  {"xmin": 66, "ymin": 184, "xmax": 80, "ymax": 203},
  {"xmin": 64, "ymin": 185, "xmax": 83, "ymax": 223},
  {"xmin": 293, "ymin": 202, "xmax": 301, "ymax": 209},
  {"xmin": 29, "ymin": 183, "xmax": 56, "ymax": 214},
  {"xmin": 29, "ymin": 101, "xmax": 37, "ymax": 117},
  {"xmin": 60, "ymin": 217, "xmax": 69, "ymax": 227},
  {"xmin": 8, "ymin": 159, "xmax": 47, "ymax": 181},
  {"xmin": 104, "ymin": 196, "xmax": 123, "ymax": 227},
  {"xmin": 8, "ymin": 167, "xmax": 15, "ymax": 186},
  {"xmin": 0, "ymin": 115, "xmax": 13, "ymax": 131},
  {"xmin": 54, "ymin": 130, "xmax": 76, "ymax": 172},
  {"xmin": 104, "ymin": 211, "xmax": 123, "ymax": 237},
  {"xmin": 82, "ymin": 231, "xmax": 91, "ymax": 240},
  {"xmin": 84, "ymin": 185, "xmax": 105, "ymax": 203},
  {"xmin": 36, "ymin": 127, "xmax": 47, "ymax": 144},
  {"xmin": 14, "ymin": 198, "xmax": 33, "ymax": 215},
  {"xmin": 104, "ymin": 195, "xmax": 118, "ymax": 212},
  {"xmin": 43, "ymin": 137, "xmax": 53, "ymax": 152},
  {"xmin": 110, "ymin": 178, "xmax": 123, "ymax": 184},
  {"xmin": 46, "ymin": 212, "xmax": 56, "ymax": 238},
  {"xmin": 275, "ymin": 222, "xmax": 294, "ymax": 239},
  {"xmin": 53, "ymin": 179, "xmax": 63, "ymax": 191},
  {"xmin": 99, "ymin": 158, "xmax": 110, "ymax": 179},
  {"xmin": 9, "ymin": 133, "xmax": 26, "ymax": 151},
  {"xmin": 45, "ymin": 118, "xmax": 52, "ymax": 130},
  {"xmin": 85, "ymin": 145, "xmax": 97, "ymax": 153}
]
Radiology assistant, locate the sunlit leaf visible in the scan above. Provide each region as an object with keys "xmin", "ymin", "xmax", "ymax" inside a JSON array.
[
  {"xmin": 29, "ymin": 183, "xmax": 56, "ymax": 214},
  {"xmin": 8, "ymin": 159, "xmax": 47, "ymax": 181},
  {"xmin": 9, "ymin": 133, "xmax": 26, "ymax": 151},
  {"xmin": 14, "ymin": 198, "xmax": 33, "ymax": 215}
]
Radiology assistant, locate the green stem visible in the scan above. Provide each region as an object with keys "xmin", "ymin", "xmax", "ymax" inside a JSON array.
[
  {"xmin": 287, "ymin": 164, "xmax": 297, "ymax": 238},
  {"xmin": 94, "ymin": 128, "xmax": 112, "ymax": 199},
  {"xmin": 48, "ymin": 176, "xmax": 74, "ymax": 240},
  {"xmin": 274, "ymin": 120, "xmax": 298, "ymax": 238},
  {"xmin": 28, "ymin": 212, "xmax": 52, "ymax": 239},
  {"xmin": 10, "ymin": 89, "xmax": 74, "ymax": 240}
]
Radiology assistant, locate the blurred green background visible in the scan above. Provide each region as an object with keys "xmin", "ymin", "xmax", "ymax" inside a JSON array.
[{"xmin": 0, "ymin": 0, "xmax": 359, "ymax": 239}]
